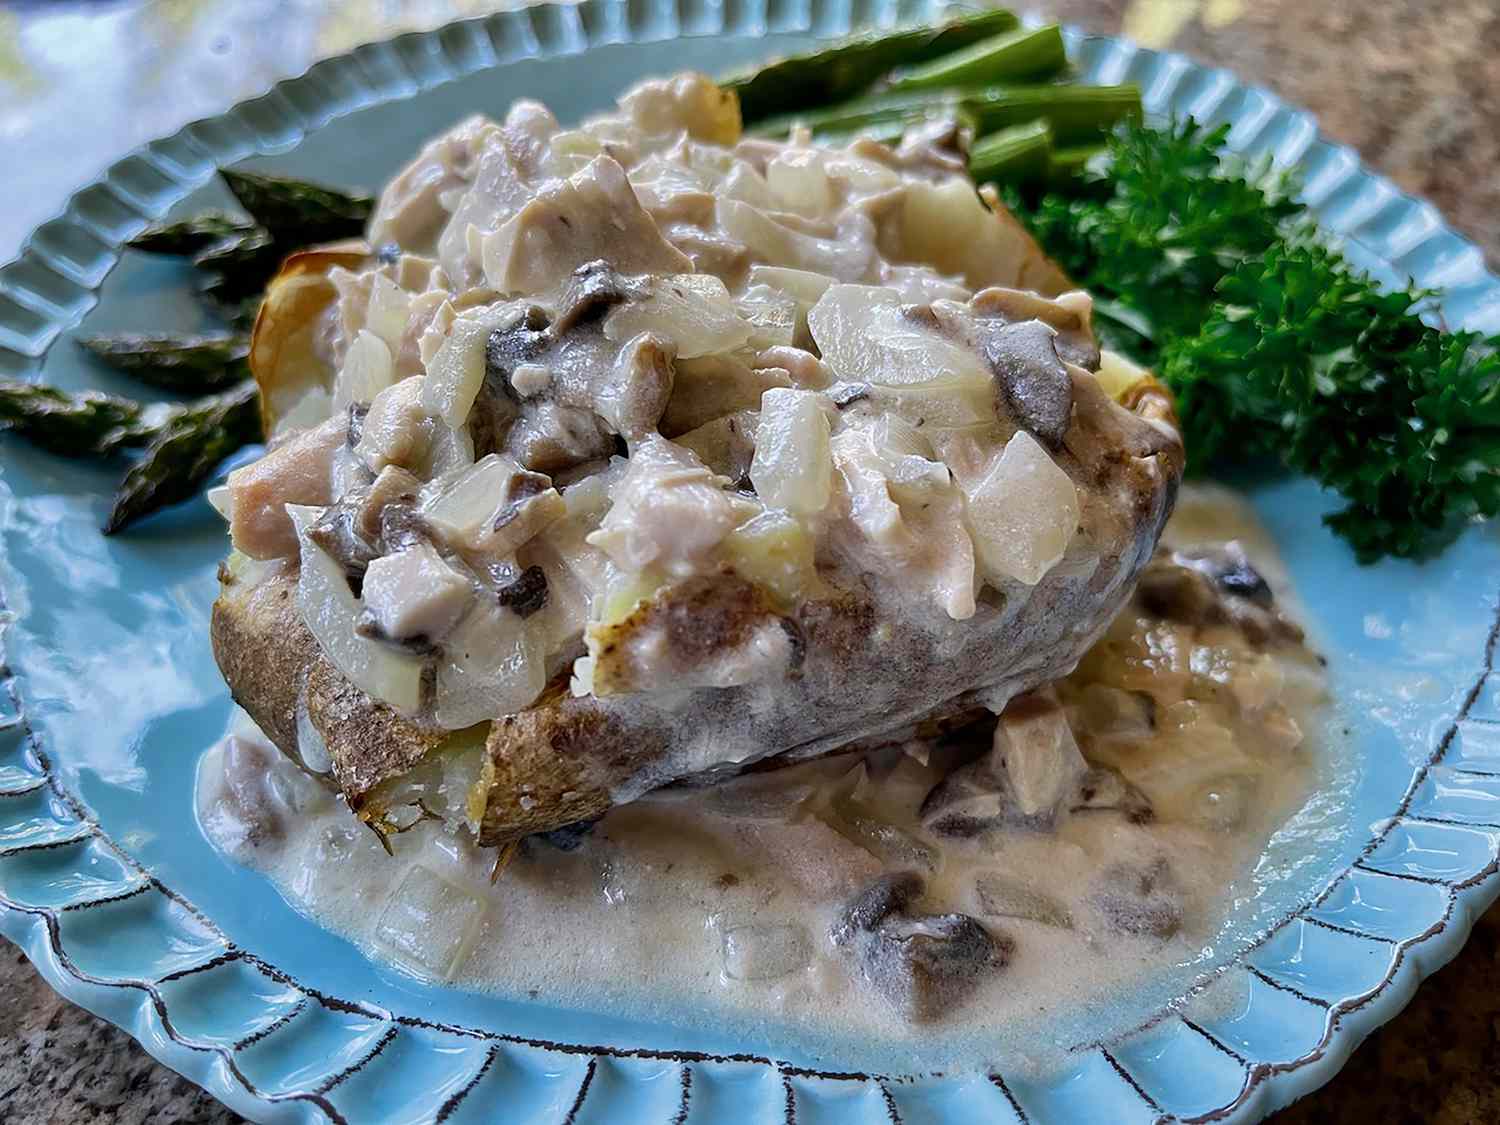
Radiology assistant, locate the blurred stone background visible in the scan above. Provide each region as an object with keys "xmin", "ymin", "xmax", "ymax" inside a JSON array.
[{"xmin": 2, "ymin": 1, "xmax": 1497, "ymax": 1121}]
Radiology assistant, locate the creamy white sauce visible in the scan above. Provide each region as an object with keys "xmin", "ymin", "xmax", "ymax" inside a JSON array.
[{"xmin": 197, "ymin": 484, "xmax": 1339, "ymax": 1075}]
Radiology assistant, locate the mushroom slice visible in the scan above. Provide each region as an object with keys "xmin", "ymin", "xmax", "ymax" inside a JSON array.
[{"xmin": 831, "ymin": 873, "xmax": 1010, "ymax": 1022}]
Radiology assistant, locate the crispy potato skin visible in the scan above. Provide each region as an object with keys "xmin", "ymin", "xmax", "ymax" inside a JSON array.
[
  {"xmin": 211, "ymin": 563, "xmax": 443, "ymax": 807},
  {"xmin": 210, "ymin": 561, "xmax": 314, "ymax": 757}
]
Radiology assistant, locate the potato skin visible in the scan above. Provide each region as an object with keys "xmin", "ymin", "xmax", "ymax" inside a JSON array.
[
  {"xmin": 211, "ymin": 561, "xmax": 444, "ymax": 805},
  {"xmin": 210, "ymin": 560, "xmax": 314, "ymax": 757}
]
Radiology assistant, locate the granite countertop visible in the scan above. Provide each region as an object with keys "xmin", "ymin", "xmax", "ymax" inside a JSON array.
[{"xmin": 2, "ymin": 0, "xmax": 1497, "ymax": 1121}]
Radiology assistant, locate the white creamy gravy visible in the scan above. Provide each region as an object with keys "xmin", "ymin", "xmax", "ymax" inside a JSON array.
[{"xmin": 197, "ymin": 484, "xmax": 1338, "ymax": 1075}]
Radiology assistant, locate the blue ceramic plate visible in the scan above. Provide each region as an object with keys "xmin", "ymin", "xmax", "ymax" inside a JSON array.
[{"xmin": 1, "ymin": 2, "xmax": 1497, "ymax": 1121}]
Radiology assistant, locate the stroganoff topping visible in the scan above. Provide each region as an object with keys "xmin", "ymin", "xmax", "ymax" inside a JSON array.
[{"xmin": 226, "ymin": 71, "xmax": 1162, "ymax": 735}]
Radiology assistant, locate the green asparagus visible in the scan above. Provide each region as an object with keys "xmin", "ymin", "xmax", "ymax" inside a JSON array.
[
  {"xmin": 77, "ymin": 332, "xmax": 250, "ymax": 393},
  {"xmin": 127, "ymin": 212, "xmax": 259, "ymax": 256},
  {"xmin": 219, "ymin": 169, "xmax": 372, "ymax": 244},
  {"xmin": 723, "ymin": 8, "xmax": 1019, "ymax": 124},
  {"xmin": 755, "ymin": 83, "xmax": 1140, "ymax": 145},
  {"xmin": 968, "ymin": 120, "xmax": 1054, "ymax": 186},
  {"xmin": 190, "ymin": 230, "xmax": 287, "ymax": 324},
  {"xmin": 887, "ymin": 25, "xmax": 1067, "ymax": 91},
  {"xmin": 104, "ymin": 382, "xmax": 261, "ymax": 534},
  {"xmin": 961, "ymin": 83, "xmax": 1141, "ymax": 141},
  {"xmin": 0, "ymin": 380, "xmax": 168, "ymax": 456},
  {"xmin": 753, "ymin": 89, "xmax": 965, "ymax": 140}
]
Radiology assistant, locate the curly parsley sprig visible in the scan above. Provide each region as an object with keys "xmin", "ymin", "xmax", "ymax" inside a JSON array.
[{"xmin": 1006, "ymin": 120, "xmax": 1500, "ymax": 561}]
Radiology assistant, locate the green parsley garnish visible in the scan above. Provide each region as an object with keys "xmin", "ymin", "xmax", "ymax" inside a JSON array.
[{"xmin": 1006, "ymin": 120, "xmax": 1500, "ymax": 562}]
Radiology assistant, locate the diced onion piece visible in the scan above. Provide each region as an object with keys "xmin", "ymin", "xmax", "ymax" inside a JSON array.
[
  {"xmin": 870, "ymin": 380, "xmax": 997, "ymax": 430},
  {"xmin": 603, "ymin": 274, "xmax": 751, "ymax": 359},
  {"xmin": 365, "ymin": 274, "xmax": 410, "ymax": 356},
  {"xmin": 748, "ymin": 265, "xmax": 836, "ymax": 345},
  {"xmin": 548, "ymin": 128, "xmax": 605, "ymax": 166},
  {"xmin": 807, "ymin": 284, "xmax": 991, "ymax": 388},
  {"xmin": 287, "ymin": 504, "xmax": 425, "ymax": 715},
  {"xmin": 422, "ymin": 315, "xmax": 496, "ymax": 429},
  {"xmin": 750, "ymin": 387, "xmax": 832, "ymax": 516},
  {"xmin": 893, "ymin": 179, "xmax": 1066, "ymax": 294},
  {"xmin": 722, "ymin": 163, "xmax": 776, "ymax": 208},
  {"xmin": 748, "ymin": 265, "xmax": 836, "ymax": 308},
  {"xmin": 425, "ymin": 418, "xmax": 475, "ymax": 478},
  {"xmin": 1095, "ymin": 348, "xmax": 1150, "ymax": 401},
  {"xmin": 866, "ymin": 415, "xmax": 951, "ymax": 500},
  {"xmin": 421, "ymin": 454, "xmax": 518, "ymax": 540},
  {"xmin": 520, "ymin": 540, "xmax": 592, "ymax": 659},
  {"xmin": 422, "ymin": 453, "xmax": 562, "ymax": 554},
  {"xmin": 294, "ymin": 688, "xmax": 333, "ymax": 775},
  {"xmin": 766, "ymin": 151, "xmax": 836, "ymax": 216},
  {"xmin": 822, "ymin": 152, "xmax": 902, "ymax": 194},
  {"xmin": 963, "ymin": 431, "xmax": 1079, "ymax": 587},
  {"xmin": 333, "ymin": 329, "xmax": 395, "ymax": 411},
  {"xmin": 721, "ymin": 509, "xmax": 819, "ymax": 606},
  {"xmin": 433, "ymin": 604, "xmax": 545, "ymax": 730},
  {"xmin": 717, "ymin": 198, "xmax": 859, "ymax": 277},
  {"xmin": 206, "ymin": 484, "xmax": 233, "ymax": 521},
  {"xmin": 736, "ymin": 284, "xmax": 798, "ymax": 349}
]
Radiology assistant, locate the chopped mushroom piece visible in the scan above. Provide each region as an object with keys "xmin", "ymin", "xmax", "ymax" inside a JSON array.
[
  {"xmin": 980, "ymin": 319, "xmax": 1073, "ymax": 446},
  {"xmin": 832, "ymin": 873, "xmax": 1009, "ymax": 1022},
  {"xmin": 1088, "ymin": 858, "xmax": 1184, "ymax": 939},
  {"xmin": 481, "ymin": 156, "xmax": 691, "ymax": 296},
  {"xmin": 970, "ymin": 287, "xmax": 1100, "ymax": 370},
  {"xmin": 749, "ymin": 387, "xmax": 833, "ymax": 517}
]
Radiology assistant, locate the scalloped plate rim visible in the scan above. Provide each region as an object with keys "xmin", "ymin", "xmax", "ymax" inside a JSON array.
[{"xmin": 0, "ymin": 2, "xmax": 1498, "ymax": 1122}]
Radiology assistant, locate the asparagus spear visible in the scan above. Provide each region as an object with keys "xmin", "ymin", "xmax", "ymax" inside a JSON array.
[
  {"xmin": 219, "ymin": 169, "xmax": 372, "ymax": 244},
  {"xmin": 755, "ymin": 82, "xmax": 1141, "ymax": 146},
  {"xmin": 76, "ymin": 332, "xmax": 250, "ymax": 393},
  {"xmin": 887, "ymin": 25, "xmax": 1067, "ymax": 91},
  {"xmin": 754, "ymin": 89, "xmax": 965, "ymax": 141},
  {"xmin": 127, "ymin": 212, "xmax": 260, "ymax": 256},
  {"xmin": 104, "ymin": 381, "xmax": 261, "ymax": 534},
  {"xmin": 0, "ymin": 380, "xmax": 169, "ymax": 456},
  {"xmin": 192, "ymin": 229, "xmax": 287, "ymax": 319},
  {"xmin": 963, "ymin": 82, "xmax": 1141, "ymax": 141},
  {"xmin": 968, "ymin": 120, "xmax": 1053, "ymax": 186},
  {"xmin": 723, "ymin": 8, "xmax": 1019, "ymax": 124}
]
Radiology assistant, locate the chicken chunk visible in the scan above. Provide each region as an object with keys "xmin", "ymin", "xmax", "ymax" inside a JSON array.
[{"xmin": 227, "ymin": 416, "xmax": 345, "ymax": 560}]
